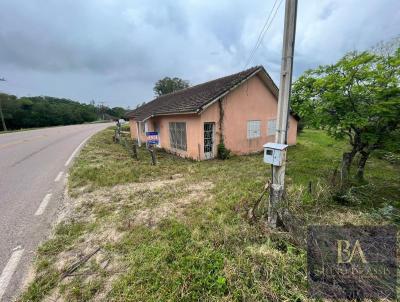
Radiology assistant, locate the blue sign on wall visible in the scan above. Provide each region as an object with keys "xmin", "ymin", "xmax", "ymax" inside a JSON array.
[{"xmin": 146, "ymin": 131, "xmax": 159, "ymax": 145}]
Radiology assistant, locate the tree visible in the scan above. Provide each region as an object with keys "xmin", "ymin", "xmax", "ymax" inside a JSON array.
[
  {"xmin": 0, "ymin": 93, "xmax": 109, "ymax": 130},
  {"xmin": 291, "ymin": 48, "xmax": 400, "ymax": 182},
  {"xmin": 109, "ymin": 107, "xmax": 127, "ymax": 119},
  {"xmin": 153, "ymin": 77, "xmax": 189, "ymax": 96}
]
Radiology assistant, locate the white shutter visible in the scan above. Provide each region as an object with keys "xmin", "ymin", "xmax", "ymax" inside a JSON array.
[
  {"xmin": 169, "ymin": 122, "xmax": 187, "ymax": 151},
  {"xmin": 267, "ymin": 119, "xmax": 276, "ymax": 136},
  {"xmin": 247, "ymin": 120, "xmax": 261, "ymax": 139}
]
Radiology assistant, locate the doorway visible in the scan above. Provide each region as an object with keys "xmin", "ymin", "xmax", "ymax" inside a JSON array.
[{"xmin": 204, "ymin": 122, "xmax": 215, "ymax": 159}]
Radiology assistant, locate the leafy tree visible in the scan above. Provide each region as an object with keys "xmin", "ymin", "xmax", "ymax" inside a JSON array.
[
  {"xmin": 291, "ymin": 48, "xmax": 400, "ymax": 182},
  {"xmin": 0, "ymin": 94, "xmax": 127, "ymax": 130},
  {"xmin": 110, "ymin": 107, "xmax": 127, "ymax": 119},
  {"xmin": 153, "ymin": 77, "xmax": 189, "ymax": 96}
]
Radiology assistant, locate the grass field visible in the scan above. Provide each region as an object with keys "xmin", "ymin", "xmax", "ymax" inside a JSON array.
[{"xmin": 21, "ymin": 128, "xmax": 400, "ymax": 301}]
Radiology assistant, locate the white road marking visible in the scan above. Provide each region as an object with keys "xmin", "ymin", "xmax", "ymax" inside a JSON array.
[
  {"xmin": 34, "ymin": 193, "xmax": 52, "ymax": 216},
  {"xmin": 64, "ymin": 136, "xmax": 91, "ymax": 167},
  {"xmin": 12, "ymin": 246, "xmax": 21, "ymax": 251},
  {"xmin": 54, "ymin": 171, "xmax": 63, "ymax": 182},
  {"xmin": 0, "ymin": 248, "xmax": 24, "ymax": 300}
]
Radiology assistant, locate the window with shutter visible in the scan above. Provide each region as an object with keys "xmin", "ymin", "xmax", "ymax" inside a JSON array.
[
  {"xmin": 169, "ymin": 122, "xmax": 187, "ymax": 151},
  {"xmin": 247, "ymin": 120, "xmax": 261, "ymax": 139},
  {"xmin": 267, "ymin": 119, "xmax": 276, "ymax": 136}
]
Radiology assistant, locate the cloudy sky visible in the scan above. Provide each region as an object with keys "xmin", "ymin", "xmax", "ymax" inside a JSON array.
[{"xmin": 0, "ymin": 0, "xmax": 398, "ymax": 108}]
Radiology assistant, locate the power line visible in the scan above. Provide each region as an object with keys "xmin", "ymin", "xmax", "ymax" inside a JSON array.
[
  {"xmin": 243, "ymin": 0, "xmax": 284, "ymax": 69},
  {"xmin": 250, "ymin": 0, "xmax": 284, "ymax": 68},
  {"xmin": 244, "ymin": 0, "xmax": 279, "ymax": 68},
  {"xmin": 246, "ymin": 0, "xmax": 284, "ymax": 68}
]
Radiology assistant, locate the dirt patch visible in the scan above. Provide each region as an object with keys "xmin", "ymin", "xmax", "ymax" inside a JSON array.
[
  {"xmin": 77, "ymin": 177, "xmax": 184, "ymax": 203},
  {"xmin": 54, "ymin": 228, "xmax": 119, "ymax": 272},
  {"xmin": 92, "ymin": 274, "xmax": 119, "ymax": 301},
  {"xmin": 133, "ymin": 181, "xmax": 214, "ymax": 227},
  {"xmin": 44, "ymin": 288, "xmax": 63, "ymax": 302},
  {"xmin": 59, "ymin": 176, "xmax": 185, "ymax": 223}
]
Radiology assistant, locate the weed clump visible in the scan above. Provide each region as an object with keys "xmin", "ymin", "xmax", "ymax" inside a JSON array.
[{"xmin": 217, "ymin": 142, "xmax": 231, "ymax": 160}]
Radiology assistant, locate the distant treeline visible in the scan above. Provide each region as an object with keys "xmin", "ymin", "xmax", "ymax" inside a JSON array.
[{"xmin": 0, "ymin": 93, "xmax": 127, "ymax": 130}]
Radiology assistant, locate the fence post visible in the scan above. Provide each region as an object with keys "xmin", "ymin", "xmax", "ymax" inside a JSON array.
[
  {"xmin": 113, "ymin": 128, "xmax": 118, "ymax": 143},
  {"xmin": 148, "ymin": 145, "xmax": 157, "ymax": 165},
  {"xmin": 114, "ymin": 121, "xmax": 122, "ymax": 143},
  {"xmin": 114, "ymin": 126, "xmax": 122, "ymax": 143},
  {"xmin": 132, "ymin": 140, "xmax": 138, "ymax": 160}
]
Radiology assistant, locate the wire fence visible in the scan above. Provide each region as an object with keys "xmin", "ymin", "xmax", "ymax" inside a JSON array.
[
  {"xmin": 113, "ymin": 124, "xmax": 156, "ymax": 164},
  {"xmin": 113, "ymin": 125, "xmax": 138, "ymax": 160}
]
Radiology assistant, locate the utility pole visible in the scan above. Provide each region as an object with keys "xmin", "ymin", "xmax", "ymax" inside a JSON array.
[
  {"xmin": 0, "ymin": 77, "xmax": 7, "ymax": 131},
  {"xmin": 268, "ymin": 0, "xmax": 298, "ymax": 228},
  {"xmin": 99, "ymin": 101, "xmax": 106, "ymax": 120}
]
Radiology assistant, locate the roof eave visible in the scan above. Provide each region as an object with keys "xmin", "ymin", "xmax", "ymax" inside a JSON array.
[{"xmin": 137, "ymin": 110, "xmax": 199, "ymax": 122}]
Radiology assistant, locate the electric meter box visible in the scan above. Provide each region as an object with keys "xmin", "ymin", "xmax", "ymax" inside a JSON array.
[{"xmin": 263, "ymin": 143, "xmax": 288, "ymax": 166}]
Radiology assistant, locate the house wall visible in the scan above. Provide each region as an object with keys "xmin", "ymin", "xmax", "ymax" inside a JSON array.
[
  {"xmin": 129, "ymin": 118, "xmax": 147, "ymax": 145},
  {"xmin": 129, "ymin": 119, "xmax": 138, "ymax": 140},
  {"xmin": 150, "ymin": 114, "xmax": 202, "ymax": 159},
  {"xmin": 129, "ymin": 114, "xmax": 203, "ymax": 159},
  {"xmin": 129, "ymin": 74, "xmax": 298, "ymax": 160},
  {"xmin": 201, "ymin": 75, "xmax": 297, "ymax": 155}
]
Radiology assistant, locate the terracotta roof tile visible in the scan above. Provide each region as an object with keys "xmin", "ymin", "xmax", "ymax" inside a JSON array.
[{"xmin": 126, "ymin": 66, "xmax": 267, "ymax": 121}]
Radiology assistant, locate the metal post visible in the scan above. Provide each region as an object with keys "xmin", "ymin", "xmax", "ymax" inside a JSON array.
[{"xmin": 268, "ymin": 0, "xmax": 298, "ymax": 228}]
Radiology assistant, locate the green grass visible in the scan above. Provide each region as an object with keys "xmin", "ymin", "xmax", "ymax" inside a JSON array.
[
  {"xmin": 21, "ymin": 128, "xmax": 400, "ymax": 301},
  {"xmin": 20, "ymin": 221, "xmax": 87, "ymax": 301},
  {"xmin": 68, "ymin": 130, "xmax": 191, "ymax": 196}
]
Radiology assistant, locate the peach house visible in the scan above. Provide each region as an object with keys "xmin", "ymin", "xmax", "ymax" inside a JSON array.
[{"xmin": 127, "ymin": 66, "xmax": 299, "ymax": 160}]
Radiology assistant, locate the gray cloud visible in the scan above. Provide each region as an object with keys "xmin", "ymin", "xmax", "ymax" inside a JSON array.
[{"xmin": 0, "ymin": 0, "xmax": 398, "ymax": 107}]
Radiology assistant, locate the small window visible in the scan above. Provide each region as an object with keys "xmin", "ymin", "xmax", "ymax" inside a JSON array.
[
  {"xmin": 267, "ymin": 119, "xmax": 276, "ymax": 136},
  {"xmin": 266, "ymin": 149, "xmax": 273, "ymax": 155},
  {"xmin": 169, "ymin": 122, "xmax": 187, "ymax": 151},
  {"xmin": 247, "ymin": 120, "xmax": 261, "ymax": 139}
]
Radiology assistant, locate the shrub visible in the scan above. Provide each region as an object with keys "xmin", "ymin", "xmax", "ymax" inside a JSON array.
[
  {"xmin": 217, "ymin": 142, "xmax": 231, "ymax": 160},
  {"xmin": 121, "ymin": 123, "xmax": 130, "ymax": 131}
]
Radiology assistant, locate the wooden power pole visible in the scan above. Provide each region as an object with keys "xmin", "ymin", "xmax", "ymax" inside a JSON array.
[
  {"xmin": 0, "ymin": 77, "xmax": 7, "ymax": 131},
  {"xmin": 268, "ymin": 0, "xmax": 298, "ymax": 227}
]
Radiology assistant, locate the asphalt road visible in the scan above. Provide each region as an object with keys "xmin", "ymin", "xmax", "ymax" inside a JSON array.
[{"xmin": 0, "ymin": 123, "xmax": 113, "ymax": 301}]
